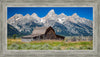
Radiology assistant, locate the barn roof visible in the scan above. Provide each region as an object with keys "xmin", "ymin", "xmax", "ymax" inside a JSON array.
[
  {"xmin": 32, "ymin": 26, "xmax": 51, "ymax": 35},
  {"xmin": 22, "ymin": 34, "xmax": 42, "ymax": 38},
  {"xmin": 22, "ymin": 26, "xmax": 57, "ymax": 38}
]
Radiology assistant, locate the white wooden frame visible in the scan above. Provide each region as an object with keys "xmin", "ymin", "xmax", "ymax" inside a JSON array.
[{"xmin": 0, "ymin": 0, "xmax": 99, "ymax": 57}]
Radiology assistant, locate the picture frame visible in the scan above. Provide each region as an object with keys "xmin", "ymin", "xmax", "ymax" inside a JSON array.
[{"xmin": 0, "ymin": 0, "xmax": 100, "ymax": 57}]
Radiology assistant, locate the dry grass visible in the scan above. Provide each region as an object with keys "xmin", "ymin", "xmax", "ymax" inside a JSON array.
[
  {"xmin": 30, "ymin": 40, "xmax": 63, "ymax": 43},
  {"xmin": 7, "ymin": 39, "xmax": 93, "ymax": 50}
]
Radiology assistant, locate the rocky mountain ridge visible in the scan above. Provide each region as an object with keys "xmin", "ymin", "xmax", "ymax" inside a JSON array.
[{"xmin": 7, "ymin": 9, "xmax": 93, "ymax": 36}]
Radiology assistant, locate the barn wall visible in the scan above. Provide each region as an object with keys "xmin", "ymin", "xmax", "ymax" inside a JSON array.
[
  {"xmin": 56, "ymin": 35, "xmax": 65, "ymax": 40},
  {"xmin": 45, "ymin": 29, "xmax": 56, "ymax": 39}
]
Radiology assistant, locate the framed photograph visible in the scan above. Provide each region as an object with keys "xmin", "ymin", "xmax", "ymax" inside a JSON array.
[{"xmin": 0, "ymin": 0, "xmax": 100, "ymax": 57}]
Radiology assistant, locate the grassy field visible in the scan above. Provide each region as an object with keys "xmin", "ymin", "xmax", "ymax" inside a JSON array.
[{"xmin": 7, "ymin": 38, "xmax": 93, "ymax": 50}]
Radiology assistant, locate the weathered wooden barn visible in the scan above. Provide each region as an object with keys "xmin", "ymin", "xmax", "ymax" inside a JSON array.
[{"xmin": 21, "ymin": 26, "xmax": 65, "ymax": 42}]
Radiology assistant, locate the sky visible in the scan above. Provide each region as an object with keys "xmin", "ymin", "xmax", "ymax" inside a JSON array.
[{"xmin": 7, "ymin": 7, "xmax": 93, "ymax": 21}]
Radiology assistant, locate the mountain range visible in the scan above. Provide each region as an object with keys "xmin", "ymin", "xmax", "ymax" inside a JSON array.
[{"xmin": 7, "ymin": 9, "xmax": 93, "ymax": 37}]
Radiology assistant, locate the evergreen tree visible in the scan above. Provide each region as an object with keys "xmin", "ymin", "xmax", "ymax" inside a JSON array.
[{"xmin": 13, "ymin": 34, "xmax": 17, "ymax": 39}]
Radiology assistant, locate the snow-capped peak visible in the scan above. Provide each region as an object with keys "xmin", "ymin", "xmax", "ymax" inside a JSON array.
[
  {"xmin": 49, "ymin": 9, "xmax": 55, "ymax": 13},
  {"xmin": 31, "ymin": 13, "xmax": 39, "ymax": 17},
  {"xmin": 60, "ymin": 13, "xmax": 66, "ymax": 16},
  {"xmin": 14, "ymin": 14, "xmax": 23, "ymax": 16},
  {"xmin": 8, "ymin": 14, "xmax": 23, "ymax": 21},
  {"xmin": 13, "ymin": 14, "xmax": 23, "ymax": 18},
  {"xmin": 47, "ymin": 9, "xmax": 55, "ymax": 16},
  {"xmin": 25, "ymin": 14, "xmax": 30, "ymax": 16},
  {"xmin": 31, "ymin": 13, "xmax": 37, "ymax": 16},
  {"xmin": 72, "ymin": 13, "xmax": 79, "ymax": 18},
  {"xmin": 31, "ymin": 13, "xmax": 40, "ymax": 19}
]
